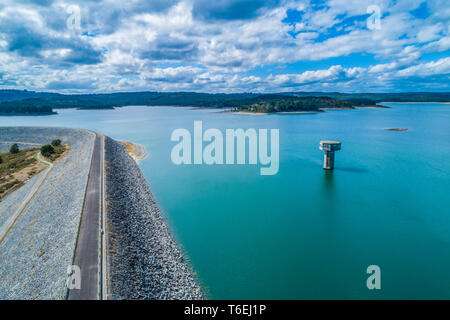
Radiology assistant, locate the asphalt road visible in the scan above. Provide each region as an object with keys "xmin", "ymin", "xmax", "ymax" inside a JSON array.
[{"xmin": 68, "ymin": 133, "xmax": 103, "ymax": 300}]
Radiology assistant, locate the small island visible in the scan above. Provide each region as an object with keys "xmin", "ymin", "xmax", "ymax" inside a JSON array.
[
  {"xmin": 385, "ymin": 128, "xmax": 408, "ymax": 131},
  {"xmin": 233, "ymin": 96, "xmax": 385, "ymax": 114}
]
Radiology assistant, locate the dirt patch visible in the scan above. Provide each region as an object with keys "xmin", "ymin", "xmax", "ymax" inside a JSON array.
[
  {"xmin": 119, "ymin": 141, "xmax": 147, "ymax": 162},
  {"xmin": 0, "ymin": 148, "xmax": 47, "ymax": 200},
  {"xmin": 0, "ymin": 144, "xmax": 68, "ymax": 200}
]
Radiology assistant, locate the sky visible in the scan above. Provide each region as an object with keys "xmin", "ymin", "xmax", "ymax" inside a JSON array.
[{"xmin": 0, "ymin": 0, "xmax": 449, "ymax": 93}]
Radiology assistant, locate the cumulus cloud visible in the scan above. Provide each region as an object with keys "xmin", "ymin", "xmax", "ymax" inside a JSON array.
[
  {"xmin": 396, "ymin": 57, "xmax": 450, "ymax": 77},
  {"xmin": 0, "ymin": 0, "xmax": 448, "ymax": 92}
]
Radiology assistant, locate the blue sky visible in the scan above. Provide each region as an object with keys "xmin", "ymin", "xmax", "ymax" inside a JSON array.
[{"xmin": 0, "ymin": 0, "xmax": 449, "ymax": 93}]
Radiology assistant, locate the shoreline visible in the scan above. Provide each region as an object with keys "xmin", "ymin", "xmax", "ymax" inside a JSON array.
[
  {"xmin": 119, "ymin": 141, "xmax": 148, "ymax": 163},
  {"xmin": 356, "ymin": 105, "xmax": 390, "ymax": 109},
  {"xmin": 0, "ymin": 112, "xmax": 57, "ymax": 116},
  {"xmin": 228, "ymin": 104, "xmax": 391, "ymax": 115},
  {"xmin": 382, "ymin": 101, "xmax": 450, "ymax": 104},
  {"xmin": 231, "ymin": 110, "xmax": 322, "ymax": 115},
  {"xmin": 319, "ymin": 107, "xmax": 354, "ymax": 110}
]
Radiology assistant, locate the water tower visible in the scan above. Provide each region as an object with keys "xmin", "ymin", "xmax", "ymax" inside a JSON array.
[{"xmin": 319, "ymin": 141, "xmax": 341, "ymax": 170}]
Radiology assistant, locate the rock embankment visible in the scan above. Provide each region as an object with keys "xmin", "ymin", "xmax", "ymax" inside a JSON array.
[{"xmin": 104, "ymin": 137, "xmax": 203, "ymax": 300}]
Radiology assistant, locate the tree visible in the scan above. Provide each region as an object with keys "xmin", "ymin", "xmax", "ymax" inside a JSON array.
[
  {"xmin": 10, "ymin": 144, "xmax": 19, "ymax": 154},
  {"xmin": 51, "ymin": 139, "xmax": 61, "ymax": 147},
  {"xmin": 41, "ymin": 144, "xmax": 55, "ymax": 158}
]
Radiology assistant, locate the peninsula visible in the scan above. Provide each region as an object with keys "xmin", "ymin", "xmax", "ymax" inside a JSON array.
[{"xmin": 232, "ymin": 96, "xmax": 382, "ymax": 114}]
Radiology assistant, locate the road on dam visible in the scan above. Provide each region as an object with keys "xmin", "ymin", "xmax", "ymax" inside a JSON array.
[{"xmin": 68, "ymin": 133, "xmax": 105, "ymax": 300}]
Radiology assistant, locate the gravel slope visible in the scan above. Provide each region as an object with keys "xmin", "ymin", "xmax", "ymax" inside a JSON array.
[
  {"xmin": 0, "ymin": 169, "xmax": 47, "ymax": 230},
  {"xmin": 105, "ymin": 137, "xmax": 203, "ymax": 300}
]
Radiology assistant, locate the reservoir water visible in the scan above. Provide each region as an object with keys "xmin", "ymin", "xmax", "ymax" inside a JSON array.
[{"xmin": 1, "ymin": 103, "xmax": 449, "ymax": 299}]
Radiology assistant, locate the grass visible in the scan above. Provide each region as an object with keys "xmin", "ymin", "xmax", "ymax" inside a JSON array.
[
  {"xmin": 0, "ymin": 143, "xmax": 68, "ymax": 200},
  {"xmin": 0, "ymin": 148, "xmax": 40, "ymax": 177},
  {"xmin": 0, "ymin": 148, "xmax": 42, "ymax": 200}
]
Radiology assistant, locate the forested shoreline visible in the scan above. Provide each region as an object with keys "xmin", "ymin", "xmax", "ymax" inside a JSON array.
[{"xmin": 0, "ymin": 90, "xmax": 448, "ymax": 115}]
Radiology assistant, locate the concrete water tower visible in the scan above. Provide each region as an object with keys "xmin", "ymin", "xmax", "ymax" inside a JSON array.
[{"xmin": 319, "ymin": 141, "xmax": 341, "ymax": 170}]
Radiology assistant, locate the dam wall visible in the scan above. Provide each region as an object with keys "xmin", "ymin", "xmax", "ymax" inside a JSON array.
[
  {"xmin": 0, "ymin": 127, "xmax": 95, "ymax": 299},
  {"xmin": 104, "ymin": 137, "xmax": 203, "ymax": 299}
]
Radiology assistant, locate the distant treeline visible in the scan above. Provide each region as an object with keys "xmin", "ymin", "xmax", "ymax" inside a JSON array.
[
  {"xmin": 282, "ymin": 91, "xmax": 450, "ymax": 102},
  {"xmin": 0, "ymin": 90, "xmax": 448, "ymax": 115},
  {"xmin": 0, "ymin": 90, "xmax": 60, "ymax": 103},
  {"xmin": 0, "ymin": 99, "xmax": 55, "ymax": 115}
]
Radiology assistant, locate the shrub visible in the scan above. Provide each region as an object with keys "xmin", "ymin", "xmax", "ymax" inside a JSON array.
[
  {"xmin": 10, "ymin": 143, "xmax": 19, "ymax": 154},
  {"xmin": 8, "ymin": 162, "xmax": 17, "ymax": 169},
  {"xmin": 51, "ymin": 139, "xmax": 62, "ymax": 147},
  {"xmin": 41, "ymin": 144, "xmax": 55, "ymax": 158}
]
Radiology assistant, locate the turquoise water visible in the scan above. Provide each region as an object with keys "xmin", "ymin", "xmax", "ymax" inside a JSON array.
[{"xmin": 1, "ymin": 103, "xmax": 450, "ymax": 299}]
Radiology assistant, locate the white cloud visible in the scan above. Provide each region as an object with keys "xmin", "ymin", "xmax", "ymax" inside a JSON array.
[
  {"xmin": 0, "ymin": 0, "xmax": 449, "ymax": 92},
  {"xmin": 417, "ymin": 25, "xmax": 443, "ymax": 43},
  {"xmin": 396, "ymin": 57, "xmax": 450, "ymax": 77}
]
